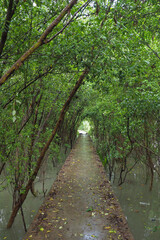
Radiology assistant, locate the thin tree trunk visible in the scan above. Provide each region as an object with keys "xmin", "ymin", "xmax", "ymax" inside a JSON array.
[
  {"xmin": 144, "ymin": 118, "xmax": 154, "ymax": 191},
  {"xmin": 0, "ymin": 163, "xmax": 6, "ymax": 175},
  {"xmin": 0, "ymin": 0, "xmax": 19, "ymax": 57},
  {"xmin": 7, "ymin": 67, "xmax": 89, "ymax": 228}
]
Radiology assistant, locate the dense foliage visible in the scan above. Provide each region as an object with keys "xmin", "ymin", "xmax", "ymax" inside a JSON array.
[{"xmin": 0, "ymin": 0, "xmax": 160, "ymax": 228}]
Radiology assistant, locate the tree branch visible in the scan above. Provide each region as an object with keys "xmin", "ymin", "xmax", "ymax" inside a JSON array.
[
  {"xmin": 46, "ymin": 0, "xmax": 92, "ymax": 43},
  {"xmin": 7, "ymin": 67, "xmax": 89, "ymax": 228},
  {"xmin": 0, "ymin": 0, "xmax": 78, "ymax": 86}
]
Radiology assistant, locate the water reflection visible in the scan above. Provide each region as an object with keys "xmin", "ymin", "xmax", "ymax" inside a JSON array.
[
  {"xmin": 0, "ymin": 209, "xmax": 4, "ymax": 223},
  {"xmin": 0, "ymin": 161, "xmax": 62, "ymax": 240},
  {"xmin": 112, "ymin": 163, "xmax": 160, "ymax": 240}
]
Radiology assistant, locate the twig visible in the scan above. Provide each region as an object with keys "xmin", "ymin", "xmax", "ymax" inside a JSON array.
[
  {"xmin": 46, "ymin": 0, "xmax": 93, "ymax": 43},
  {"xmin": 145, "ymin": 42, "xmax": 160, "ymax": 60}
]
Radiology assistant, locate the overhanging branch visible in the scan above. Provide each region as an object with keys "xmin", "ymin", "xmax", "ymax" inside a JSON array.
[{"xmin": 0, "ymin": 0, "xmax": 78, "ymax": 86}]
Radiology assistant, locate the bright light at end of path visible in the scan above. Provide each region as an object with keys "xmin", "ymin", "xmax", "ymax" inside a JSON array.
[
  {"xmin": 78, "ymin": 120, "xmax": 91, "ymax": 133},
  {"xmin": 78, "ymin": 130, "xmax": 87, "ymax": 134}
]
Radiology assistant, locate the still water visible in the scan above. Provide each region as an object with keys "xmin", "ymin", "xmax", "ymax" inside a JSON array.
[
  {"xmin": 112, "ymin": 162, "xmax": 160, "ymax": 240},
  {"xmin": 0, "ymin": 160, "xmax": 63, "ymax": 240},
  {"xmin": 1, "ymin": 156, "xmax": 160, "ymax": 240}
]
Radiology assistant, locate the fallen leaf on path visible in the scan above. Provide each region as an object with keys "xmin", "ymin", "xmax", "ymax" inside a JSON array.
[
  {"xmin": 104, "ymin": 226, "xmax": 111, "ymax": 230},
  {"xmin": 86, "ymin": 207, "xmax": 93, "ymax": 212},
  {"xmin": 109, "ymin": 229, "xmax": 117, "ymax": 233},
  {"xmin": 53, "ymin": 209, "xmax": 59, "ymax": 212}
]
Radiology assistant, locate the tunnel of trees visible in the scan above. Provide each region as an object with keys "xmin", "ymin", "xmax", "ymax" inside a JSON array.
[{"xmin": 0, "ymin": 0, "xmax": 160, "ymax": 228}]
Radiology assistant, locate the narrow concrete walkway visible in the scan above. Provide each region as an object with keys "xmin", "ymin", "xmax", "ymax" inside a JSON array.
[{"xmin": 24, "ymin": 135, "xmax": 134, "ymax": 240}]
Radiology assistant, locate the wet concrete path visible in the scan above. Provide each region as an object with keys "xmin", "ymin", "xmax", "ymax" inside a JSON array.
[{"xmin": 24, "ymin": 135, "xmax": 134, "ymax": 240}]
